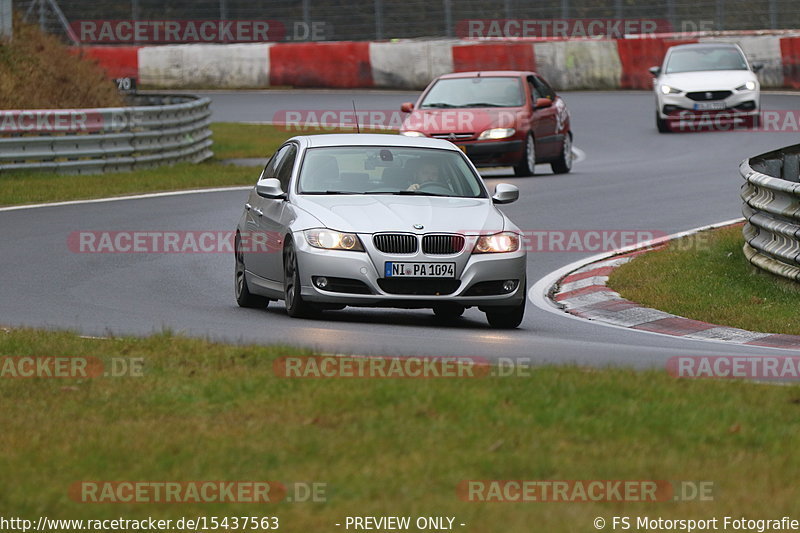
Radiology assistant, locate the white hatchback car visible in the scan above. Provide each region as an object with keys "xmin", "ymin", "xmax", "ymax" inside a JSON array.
[{"xmin": 650, "ymin": 43, "xmax": 762, "ymax": 132}]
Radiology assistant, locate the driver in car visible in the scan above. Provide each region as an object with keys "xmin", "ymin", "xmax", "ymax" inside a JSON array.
[{"xmin": 407, "ymin": 162, "xmax": 449, "ymax": 191}]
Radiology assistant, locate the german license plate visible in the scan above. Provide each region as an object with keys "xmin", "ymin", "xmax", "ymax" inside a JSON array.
[
  {"xmin": 385, "ymin": 262, "xmax": 456, "ymax": 278},
  {"xmin": 694, "ymin": 102, "xmax": 725, "ymax": 111}
]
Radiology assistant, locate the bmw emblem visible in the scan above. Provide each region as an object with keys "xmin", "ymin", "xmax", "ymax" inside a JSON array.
[{"xmin": 413, "ymin": 224, "xmax": 424, "ymax": 230}]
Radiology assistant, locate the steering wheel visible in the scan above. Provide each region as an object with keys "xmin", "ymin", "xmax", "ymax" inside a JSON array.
[{"xmin": 416, "ymin": 182, "xmax": 451, "ymax": 194}]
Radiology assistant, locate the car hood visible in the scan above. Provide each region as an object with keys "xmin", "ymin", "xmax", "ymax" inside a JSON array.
[
  {"xmin": 293, "ymin": 195, "xmax": 507, "ymax": 235},
  {"xmin": 659, "ymin": 70, "xmax": 757, "ymax": 92},
  {"xmin": 400, "ymin": 108, "xmax": 523, "ymax": 134}
]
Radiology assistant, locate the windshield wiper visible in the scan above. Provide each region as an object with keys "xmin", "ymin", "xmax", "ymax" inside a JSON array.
[
  {"xmin": 421, "ymin": 103, "xmax": 457, "ymax": 108},
  {"xmin": 390, "ymin": 190, "xmax": 445, "ymax": 197},
  {"xmin": 304, "ymin": 190, "xmax": 361, "ymax": 195},
  {"xmin": 462, "ymin": 102, "xmax": 507, "ymax": 107}
]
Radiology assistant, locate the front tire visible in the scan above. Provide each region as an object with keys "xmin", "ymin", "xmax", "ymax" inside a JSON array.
[
  {"xmin": 283, "ymin": 240, "xmax": 318, "ymax": 318},
  {"xmin": 235, "ymin": 233, "xmax": 269, "ymax": 309},
  {"xmin": 513, "ymin": 133, "xmax": 536, "ymax": 177},
  {"xmin": 550, "ymin": 131, "xmax": 573, "ymax": 174},
  {"xmin": 433, "ymin": 304, "xmax": 465, "ymax": 321},
  {"xmin": 485, "ymin": 298, "xmax": 525, "ymax": 329},
  {"xmin": 656, "ymin": 112, "xmax": 670, "ymax": 133}
]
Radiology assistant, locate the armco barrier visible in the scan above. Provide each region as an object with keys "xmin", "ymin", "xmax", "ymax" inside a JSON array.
[
  {"xmin": 0, "ymin": 95, "xmax": 212, "ymax": 175},
  {"xmin": 741, "ymin": 145, "xmax": 800, "ymax": 283}
]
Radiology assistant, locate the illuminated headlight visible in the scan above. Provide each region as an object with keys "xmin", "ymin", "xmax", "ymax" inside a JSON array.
[
  {"xmin": 478, "ymin": 128, "xmax": 515, "ymax": 140},
  {"xmin": 736, "ymin": 81, "xmax": 757, "ymax": 91},
  {"xmin": 660, "ymin": 85, "xmax": 682, "ymax": 95},
  {"xmin": 304, "ymin": 229, "xmax": 364, "ymax": 251},
  {"xmin": 400, "ymin": 131, "xmax": 425, "ymax": 137},
  {"xmin": 473, "ymin": 232, "xmax": 520, "ymax": 254}
]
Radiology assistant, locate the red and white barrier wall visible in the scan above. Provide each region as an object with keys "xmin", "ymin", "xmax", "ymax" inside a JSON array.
[{"xmin": 73, "ymin": 34, "xmax": 800, "ymax": 91}]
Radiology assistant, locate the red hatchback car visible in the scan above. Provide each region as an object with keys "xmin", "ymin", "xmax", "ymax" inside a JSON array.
[{"xmin": 399, "ymin": 71, "xmax": 572, "ymax": 176}]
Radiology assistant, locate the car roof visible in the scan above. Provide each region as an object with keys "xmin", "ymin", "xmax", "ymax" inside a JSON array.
[
  {"xmin": 668, "ymin": 42, "xmax": 743, "ymax": 52},
  {"xmin": 287, "ymin": 133, "xmax": 460, "ymax": 151},
  {"xmin": 434, "ymin": 70, "xmax": 533, "ymax": 79}
]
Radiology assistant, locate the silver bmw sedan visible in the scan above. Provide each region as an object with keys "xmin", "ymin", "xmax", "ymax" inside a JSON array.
[{"xmin": 234, "ymin": 134, "xmax": 527, "ymax": 328}]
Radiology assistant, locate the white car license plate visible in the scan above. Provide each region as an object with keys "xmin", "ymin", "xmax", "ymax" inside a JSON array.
[
  {"xmin": 385, "ymin": 262, "xmax": 456, "ymax": 278},
  {"xmin": 693, "ymin": 102, "xmax": 725, "ymax": 111}
]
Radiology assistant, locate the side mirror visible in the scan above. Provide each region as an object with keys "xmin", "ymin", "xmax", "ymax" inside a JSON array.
[
  {"xmin": 492, "ymin": 183, "xmax": 519, "ymax": 204},
  {"xmin": 534, "ymin": 97, "xmax": 552, "ymax": 109},
  {"xmin": 256, "ymin": 178, "xmax": 286, "ymax": 199},
  {"xmin": 648, "ymin": 66, "xmax": 661, "ymax": 77},
  {"xmin": 752, "ymin": 62, "xmax": 764, "ymax": 73},
  {"xmin": 400, "ymin": 102, "xmax": 414, "ymax": 113}
]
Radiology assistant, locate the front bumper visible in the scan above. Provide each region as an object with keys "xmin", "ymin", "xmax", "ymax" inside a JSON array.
[
  {"xmin": 293, "ymin": 233, "xmax": 527, "ymax": 309},
  {"xmin": 657, "ymin": 89, "xmax": 759, "ymax": 120},
  {"xmin": 455, "ymin": 139, "xmax": 524, "ymax": 167}
]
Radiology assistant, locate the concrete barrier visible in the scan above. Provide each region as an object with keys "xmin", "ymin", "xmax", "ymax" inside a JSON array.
[
  {"xmin": 72, "ymin": 46, "xmax": 140, "ymax": 79},
  {"xmin": 533, "ymin": 40, "xmax": 622, "ymax": 90},
  {"xmin": 139, "ymin": 44, "xmax": 271, "ymax": 88},
  {"xmin": 780, "ymin": 37, "xmax": 800, "ymax": 89},
  {"xmin": 74, "ymin": 32, "xmax": 800, "ymax": 91},
  {"xmin": 452, "ymin": 42, "xmax": 536, "ymax": 73},
  {"xmin": 369, "ymin": 40, "xmax": 454, "ymax": 89},
  {"xmin": 617, "ymin": 38, "xmax": 698, "ymax": 89},
  {"xmin": 270, "ymin": 41, "xmax": 372, "ymax": 88}
]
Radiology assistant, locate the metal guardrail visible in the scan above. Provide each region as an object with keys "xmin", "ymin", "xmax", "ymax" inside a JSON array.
[
  {"xmin": 740, "ymin": 144, "xmax": 800, "ymax": 283},
  {"xmin": 0, "ymin": 94, "xmax": 213, "ymax": 174}
]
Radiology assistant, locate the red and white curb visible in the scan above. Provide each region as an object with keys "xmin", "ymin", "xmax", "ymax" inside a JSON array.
[{"xmin": 529, "ymin": 219, "xmax": 800, "ymax": 351}]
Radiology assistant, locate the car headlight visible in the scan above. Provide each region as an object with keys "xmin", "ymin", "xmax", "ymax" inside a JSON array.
[
  {"xmin": 400, "ymin": 131, "xmax": 425, "ymax": 137},
  {"xmin": 473, "ymin": 232, "xmax": 521, "ymax": 254},
  {"xmin": 477, "ymin": 128, "xmax": 515, "ymax": 140},
  {"xmin": 660, "ymin": 85, "xmax": 682, "ymax": 95},
  {"xmin": 304, "ymin": 229, "xmax": 364, "ymax": 251},
  {"xmin": 736, "ymin": 81, "xmax": 757, "ymax": 91}
]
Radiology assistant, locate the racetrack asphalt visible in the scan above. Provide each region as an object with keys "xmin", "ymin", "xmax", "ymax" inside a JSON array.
[{"xmin": 1, "ymin": 90, "xmax": 798, "ymax": 365}]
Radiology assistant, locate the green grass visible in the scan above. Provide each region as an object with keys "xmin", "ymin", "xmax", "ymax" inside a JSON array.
[
  {"xmin": 0, "ymin": 163, "xmax": 256, "ymax": 206},
  {"xmin": 211, "ymin": 123, "xmax": 394, "ymax": 160},
  {"xmin": 608, "ymin": 225, "xmax": 800, "ymax": 335},
  {"xmin": 0, "ymin": 124, "xmax": 396, "ymax": 207},
  {"xmin": 2, "ymin": 327, "xmax": 800, "ymax": 530}
]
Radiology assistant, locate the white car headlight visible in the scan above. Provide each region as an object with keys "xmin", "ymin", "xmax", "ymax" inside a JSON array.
[
  {"xmin": 736, "ymin": 81, "xmax": 757, "ymax": 91},
  {"xmin": 477, "ymin": 128, "xmax": 515, "ymax": 140},
  {"xmin": 660, "ymin": 85, "xmax": 682, "ymax": 95},
  {"xmin": 400, "ymin": 131, "xmax": 425, "ymax": 137},
  {"xmin": 305, "ymin": 229, "xmax": 364, "ymax": 251},
  {"xmin": 473, "ymin": 232, "xmax": 521, "ymax": 254}
]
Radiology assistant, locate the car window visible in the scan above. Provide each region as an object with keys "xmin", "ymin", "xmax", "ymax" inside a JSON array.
[
  {"xmin": 275, "ymin": 145, "xmax": 297, "ymax": 191},
  {"xmin": 260, "ymin": 144, "xmax": 293, "ymax": 182},
  {"xmin": 665, "ymin": 46, "xmax": 748, "ymax": 73},
  {"xmin": 527, "ymin": 79, "xmax": 540, "ymax": 101},
  {"xmin": 297, "ymin": 146, "xmax": 487, "ymax": 198},
  {"xmin": 533, "ymin": 76, "xmax": 556, "ymax": 100},
  {"xmin": 419, "ymin": 77, "xmax": 523, "ymax": 108}
]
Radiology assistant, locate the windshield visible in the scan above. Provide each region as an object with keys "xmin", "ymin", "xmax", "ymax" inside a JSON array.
[
  {"xmin": 297, "ymin": 146, "xmax": 487, "ymax": 198},
  {"xmin": 665, "ymin": 46, "xmax": 748, "ymax": 73},
  {"xmin": 419, "ymin": 77, "xmax": 523, "ymax": 108}
]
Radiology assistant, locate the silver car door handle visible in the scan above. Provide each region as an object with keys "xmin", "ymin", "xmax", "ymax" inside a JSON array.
[
  {"xmin": 253, "ymin": 207, "xmax": 264, "ymax": 217},
  {"xmin": 245, "ymin": 203, "xmax": 252, "ymax": 211}
]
